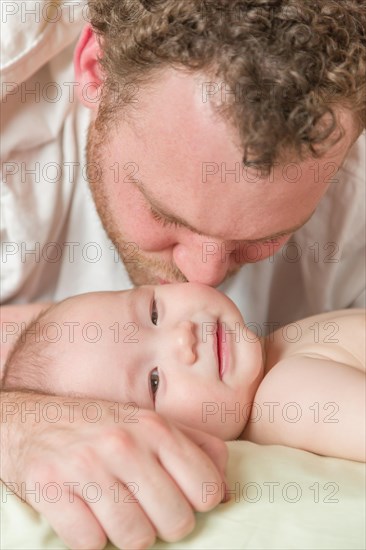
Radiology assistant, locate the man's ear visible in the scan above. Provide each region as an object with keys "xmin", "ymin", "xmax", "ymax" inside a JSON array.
[{"xmin": 74, "ymin": 24, "xmax": 104, "ymax": 109}]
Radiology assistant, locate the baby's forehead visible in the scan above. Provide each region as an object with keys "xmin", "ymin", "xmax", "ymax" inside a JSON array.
[
  {"xmin": 61, "ymin": 289, "xmax": 133, "ymax": 309},
  {"xmin": 33, "ymin": 290, "xmax": 136, "ymax": 347},
  {"xmin": 44, "ymin": 289, "xmax": 136, "ymax": 324}
]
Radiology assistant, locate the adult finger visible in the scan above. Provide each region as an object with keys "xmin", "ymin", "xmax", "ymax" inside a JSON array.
[
  {"xmin": 176, "ymin": 422, "xmax": 229, "ymax": 481},
  {"xmin": 76, "ymin": 473, "xmax": 157, "ymax": 550},
  {"xmin": 24, "ymin": 470, "xmax": 107, "ymax": 550},
  {"xmin": 103, "ymin": 430, "xmax": 196, "ymax": 543}
]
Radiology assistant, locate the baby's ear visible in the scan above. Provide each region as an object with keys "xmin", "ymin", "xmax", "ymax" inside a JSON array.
[{"xmin": 74, "ymin": 24, "xmax": 104, "ymax": 109}]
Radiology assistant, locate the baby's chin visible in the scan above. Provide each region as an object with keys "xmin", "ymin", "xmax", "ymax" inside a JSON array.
[
  {"xmin": 223, "ymin": 422, "xmax": 246, "ymax": 441},
  {"xmin": 193, "ymin": 413, "xmax": 248, "ymax": 441}
]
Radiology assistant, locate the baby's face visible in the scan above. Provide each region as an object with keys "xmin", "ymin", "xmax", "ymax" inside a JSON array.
[{"xmin": 41, "ymin": 283, "xmax": 263, "ymax": 439}]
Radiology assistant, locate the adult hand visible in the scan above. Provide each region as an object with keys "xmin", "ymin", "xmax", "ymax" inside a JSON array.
[{"xmin": 1, "ymin": 392, "xmax": 228, "ymax": 549}]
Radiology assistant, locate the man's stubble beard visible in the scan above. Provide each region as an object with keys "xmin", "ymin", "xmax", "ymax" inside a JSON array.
[
  {"xmin": 86, "ymin": 119, "xmax": 188, "ymax": 285},
  {"xmin": 86, "ymin": 118, "xmax": 240, "ymax": 287}
]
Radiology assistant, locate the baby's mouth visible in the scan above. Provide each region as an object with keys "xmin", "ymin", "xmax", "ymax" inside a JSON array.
[
  {"xmin": 216, "ymin": 321, "xmax": 230, "ymax": 380},
  {"xmin": 216, "ymin": 322, "xmax": 223, "ymax": 379}
]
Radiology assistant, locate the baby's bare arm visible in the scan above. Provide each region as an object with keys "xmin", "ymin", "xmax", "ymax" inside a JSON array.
[
  {"xmin": 242, "ymin": 355, "xmax": 365, "ymax": 461},
  {"xmin": 242, "ymin": 310, "xmax": 365, "ymax": 461}
]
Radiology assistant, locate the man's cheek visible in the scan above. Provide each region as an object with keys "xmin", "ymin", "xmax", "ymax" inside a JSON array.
[
  {"xmin": 241, "ymin": 236, "xmax": 290, "ymax": 263},
  {"xmin": 259, "ymin": 236, "xmax": 291, "ymax": 260},
  {"xmin": 121, "ymin": 214, "xmax": 174, "ymax": 250}
]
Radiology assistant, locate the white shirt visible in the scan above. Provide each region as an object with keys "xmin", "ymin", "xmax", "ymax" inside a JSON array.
[{"xmin": 1, "ymin": 2, "xmax": 365, "ymax": 333}]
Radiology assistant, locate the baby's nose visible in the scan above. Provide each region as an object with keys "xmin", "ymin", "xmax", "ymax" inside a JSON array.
[{"xmin": 175, "ymin": 320, "xmax": 197, "ymax": 365}]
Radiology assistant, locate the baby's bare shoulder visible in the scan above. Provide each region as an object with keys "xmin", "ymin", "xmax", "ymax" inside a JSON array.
[{"xmin": 265, "ymin": 309, "xmax": 365, "ymax": 373}]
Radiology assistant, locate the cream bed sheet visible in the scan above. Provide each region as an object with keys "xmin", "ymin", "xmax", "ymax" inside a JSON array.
[{"xmin": 1, "ymin": 441, "xmax": 365, "ymax": 549}]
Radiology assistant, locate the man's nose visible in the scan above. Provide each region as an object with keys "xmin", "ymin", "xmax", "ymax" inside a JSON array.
[
  {"xmin": 173, "ymin": 320, "xmax": 197, "ymax": 365},
  {"xmin": 172, "ymin": 237, "xmax": 233, "ymax": 286}
]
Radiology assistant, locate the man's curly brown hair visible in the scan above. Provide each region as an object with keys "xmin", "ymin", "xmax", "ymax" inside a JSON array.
[{"xmin": 89, "ymin": 0, "xmax": 366, "ymax": 171}]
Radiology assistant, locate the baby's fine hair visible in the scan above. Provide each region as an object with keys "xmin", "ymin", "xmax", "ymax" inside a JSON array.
[{"xmin": 1, "ymin": 309, "xmax": 55, "ymax": 394}]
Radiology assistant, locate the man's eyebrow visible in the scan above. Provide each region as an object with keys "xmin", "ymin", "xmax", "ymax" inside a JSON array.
[{"xmin": 134, "ymin": 180, "xmax": 314, "ymax": 242}]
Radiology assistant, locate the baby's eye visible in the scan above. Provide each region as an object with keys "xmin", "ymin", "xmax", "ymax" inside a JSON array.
[
  {"xmin": 151, "ymin": 297, "xmax": 158, "ymax": 326},
  {"xmin": 150, "ymin": 368, "xmax": 160, "ymax": 400}
]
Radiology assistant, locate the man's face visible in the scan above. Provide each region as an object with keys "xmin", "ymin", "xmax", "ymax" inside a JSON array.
[
  {"xmin": 86, "ymin": 70, "xmax": 355, "ymax": 287},
  {"xmin": 41, "ymin": 283, "xmax": 263, "ymax": 440}
]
